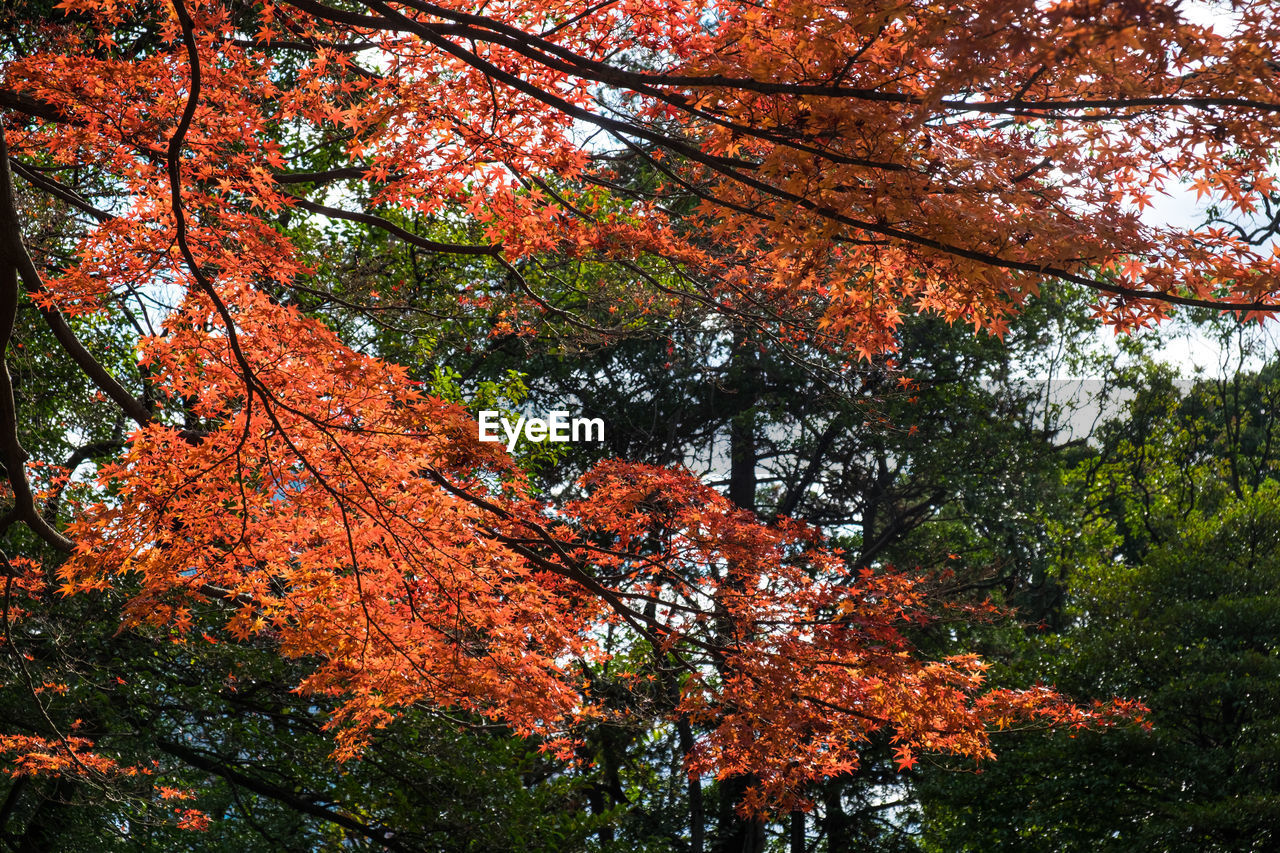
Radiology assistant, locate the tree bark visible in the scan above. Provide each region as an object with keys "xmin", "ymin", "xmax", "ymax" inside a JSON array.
[{"xmin": 711, "ymin": 333, "xmax": 766, "ymax": 853}]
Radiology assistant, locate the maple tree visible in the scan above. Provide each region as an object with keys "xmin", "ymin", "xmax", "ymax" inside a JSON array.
[{"xmin": 0, "ymin": 0, "xmax": 1275, "ymax": 837}]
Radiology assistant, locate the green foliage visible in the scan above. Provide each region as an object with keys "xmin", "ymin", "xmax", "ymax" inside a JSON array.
[
  {"xmin": 0, "ymin": 585, "xmax": 613, "ymax": 852},
  {"xmin": 917, "ymin": 353, "xmax": 1280, "ymax": 852}
]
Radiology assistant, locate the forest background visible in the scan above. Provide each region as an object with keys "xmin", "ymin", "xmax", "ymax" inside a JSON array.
[{"xmin": 1, "ymin": 0, "xmax": 1280, "ymax": 850}]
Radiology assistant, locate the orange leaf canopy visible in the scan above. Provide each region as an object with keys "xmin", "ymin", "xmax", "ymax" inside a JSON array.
[{"xmin": 4, "ymin": 0, "xmax": 1259, "ymax": 807}]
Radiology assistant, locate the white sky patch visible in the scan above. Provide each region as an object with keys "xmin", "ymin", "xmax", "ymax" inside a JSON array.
[{"xmin": 1179, "ymin": 0, "xmax": 1245, "ymax": 32}]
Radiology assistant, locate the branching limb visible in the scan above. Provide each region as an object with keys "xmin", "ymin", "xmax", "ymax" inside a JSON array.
[{"xmin": 0, "ymin": 126, "xmax": 73, "ymax": 554}]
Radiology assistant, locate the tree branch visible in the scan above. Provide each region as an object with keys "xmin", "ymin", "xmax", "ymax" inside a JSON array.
[
  {"xmin": 0, "ymin": 124, "xmax": 73, "ymax": 553},
  {"xmin": 155, "ymin": 738, "xmax": 415, "ymax": 852}
]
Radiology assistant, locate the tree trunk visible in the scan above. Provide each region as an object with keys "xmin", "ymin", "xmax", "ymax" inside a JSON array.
[
  {"xmin": 678, "ymin": 716, "xmax": 706, "ymax": 853},
  {"xmin": 790, "ymin": 809, "xmax": 806, "ymax": 853},
  {"xmin": 711, "ymin": 333, "xmax": 765, "ymax": 853},
  {"xmin": 15, "ymin": 776, "xmax": 74, "ymax": 853}
]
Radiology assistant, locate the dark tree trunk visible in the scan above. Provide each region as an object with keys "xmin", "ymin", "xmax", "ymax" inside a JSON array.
[
  {"xmin": 790, "ymin": 809, "xmax": 806, "ymax": 853},
  {"xmin": 711, "ymin": 333, "xmax": 766, "ymax": 853},
  {"xmin": 14, "ymin": 776, "xmax": 74, "ymax": 853},
  {"xmin": 678, "ymin": 716, "xmax": 706, "ymax": 853}
]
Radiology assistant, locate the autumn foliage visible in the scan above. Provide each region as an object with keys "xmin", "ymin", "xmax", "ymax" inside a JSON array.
[{"xmin": 0, "ymin": 0, "xmax": 1274, "ymax": 827}]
